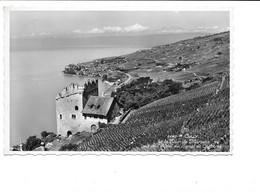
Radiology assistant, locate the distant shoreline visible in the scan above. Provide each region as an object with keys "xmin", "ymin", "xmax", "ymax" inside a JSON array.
[{"xmin": 62, "ymin": 72, "xmax": 101, "ymax": 79}]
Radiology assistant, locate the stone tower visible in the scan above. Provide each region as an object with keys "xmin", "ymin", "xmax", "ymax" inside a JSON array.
[
  {"xmin": 56, "ymin": 83, "xmax": 87, "ymax": 136},
  {"xmin": 55, "ymin": 79, "xmax": 112, "ymax": 136}
]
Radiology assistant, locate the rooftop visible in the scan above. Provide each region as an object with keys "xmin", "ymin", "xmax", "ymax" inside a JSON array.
[{"xmin": 82, "ymin": 96, "xmax": 115, "ymax": 116}]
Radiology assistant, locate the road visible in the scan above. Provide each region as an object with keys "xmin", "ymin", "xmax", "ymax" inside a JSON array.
[
  {"xmin": 116, "ymin": 70, "xmax": 132, "ymax": 88},
  {"xmin": 102, "ymin": 70, "xmax": 132, "ymax": 97}
]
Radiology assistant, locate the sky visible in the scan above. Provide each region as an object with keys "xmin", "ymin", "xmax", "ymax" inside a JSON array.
[{"xmin": 10, "ymin": 11, "xmax": 229, "ymax": 39}]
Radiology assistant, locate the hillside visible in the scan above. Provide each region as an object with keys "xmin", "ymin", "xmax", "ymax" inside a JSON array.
[{"xmin": 120, "ymin": 31, "xmax": 229, "ymax": 81}]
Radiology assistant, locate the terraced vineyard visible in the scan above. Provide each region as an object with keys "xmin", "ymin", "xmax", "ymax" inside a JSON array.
[
  {"xmin": 130, "ymin": 87, "xmax": 229, "ymax": 151},
  {"xmin": 78, "ymin": 78, "xmax": 230, "ymax": 152}
]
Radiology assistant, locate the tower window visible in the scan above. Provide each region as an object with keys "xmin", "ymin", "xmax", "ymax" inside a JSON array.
[
  {"xmin": 60, "ymin": 114, "xmax": 62, "ymax": 120},
  {"xmin": 75, "ymin": 106, "xmax": 79, "ymax": 111},
  {"xmin": 71, "ymin": 114, "xmax": 77, "ymax": 119}
]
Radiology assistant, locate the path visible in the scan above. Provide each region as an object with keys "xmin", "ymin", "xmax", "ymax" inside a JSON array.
[
  {"xmin": 117, "ymin": 70, "xmax": 132, "ymax": 88},
  {"xmin": 120, "ymin": 109, "xmax": 136, "ymax": 124},
  {"xmin": 101, "ymin": 71, "xmax": 132, "ymax": 97}
]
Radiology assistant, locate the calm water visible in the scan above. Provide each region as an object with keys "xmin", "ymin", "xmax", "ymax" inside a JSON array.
[{"xmin": 10, "ymin": 47, "xmax": 142, "ymax": 146}]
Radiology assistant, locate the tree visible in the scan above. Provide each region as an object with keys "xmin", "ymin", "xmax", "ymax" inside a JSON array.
[
  {"xmin": 41, "ymin": 131, "xmax": 49, "ymax": 138},
  {"xmin": 167, "ymin": 81, "xmax": 183, "ymax": 94},
  {"xmin": 99, "ymin": 122, "xmax": 107, "ymax": 129},
  {"xmin": 116, "ymin": 77, "xmax": 183, "ymax": 112},
  {"xmin": 24, "ymin": 136, "xmax": 42, "ymax": 151},
  {"xmin": 12, "ymin": 145, "xmax": 21, "ymax": 151},
  {"xmin": 102, "ymin": 74, "xmax": 108, "ymax": 80}
]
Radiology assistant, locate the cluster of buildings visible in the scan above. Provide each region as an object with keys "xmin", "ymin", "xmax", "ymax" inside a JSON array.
[{"xmin": 63, "ymin": 56, "xmax": 127, "ymax": 77}]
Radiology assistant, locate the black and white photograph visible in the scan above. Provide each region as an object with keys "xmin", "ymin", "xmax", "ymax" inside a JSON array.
[
  {"xmin": 2, "ymin": 1, "xmax": 260, "ymax": 193},
  {"xmin": 7, "ymin": 10, "xmax": 230, "ymax": 152}
]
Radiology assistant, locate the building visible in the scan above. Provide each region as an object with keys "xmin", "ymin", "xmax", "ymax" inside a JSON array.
[
  {"xmin": 82, "ymin": 96, "xmax": 119, "ymax": 132},
  {"xmin": 56, "ymin": 78, "xmax": 119, "ymax": 136}
]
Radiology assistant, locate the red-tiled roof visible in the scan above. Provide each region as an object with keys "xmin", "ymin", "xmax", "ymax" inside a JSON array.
[{"xmin": 82, "ymin": 96, "xmax": 115, "ymax": 116}]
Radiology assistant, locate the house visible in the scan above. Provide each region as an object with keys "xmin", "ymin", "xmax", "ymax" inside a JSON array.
[{"xmin": 82, "ymin": 96, "xmax": 119, "ymax": 132}]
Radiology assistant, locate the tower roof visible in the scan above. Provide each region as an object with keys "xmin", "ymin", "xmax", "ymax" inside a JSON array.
[{"xmin": 82, "ymin": 96, "xmax": 115, "ymax": 116}]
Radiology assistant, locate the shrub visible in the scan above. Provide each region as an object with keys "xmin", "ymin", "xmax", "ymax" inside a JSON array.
[
  {"xmin": 186, "ymin": 82, "xmax": 200, "ymax": 91},
  {"xmin": 99, "ymin": 122, "xmax": 108, "ymax": 129},
  {"xmin": 213, "ymin": 37, "xmax": 222, "ymax": 42},
  {"xmin": 25, "ymin": 136, "xmax": 42, "ymax": 151},
  {"xmin": 41, "ymin": 131, "xmax": 49, "ymax": 138},
  {"xmin": 116, "ymin": 77, "xmax": 183, "ymax": 111},
  {"xmin": 59, "ymin": 143, "xmax": 79, "ymax": 151}
]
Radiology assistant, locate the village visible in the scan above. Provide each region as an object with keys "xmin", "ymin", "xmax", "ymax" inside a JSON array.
[{"xmin": 63, "ymin": 56, "xmax": 128, "ymax": 78}]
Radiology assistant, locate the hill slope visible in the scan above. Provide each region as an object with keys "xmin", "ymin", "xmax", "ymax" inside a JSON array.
[{"xmin": 119, "ymin": 31, "xmax": 229, "ymax": 81}]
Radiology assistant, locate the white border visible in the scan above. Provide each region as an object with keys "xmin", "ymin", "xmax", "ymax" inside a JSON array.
[
  {"xmin": 1, "ymin": 2, "xmax": 260, "ymax": 193},
  {"xmin": 3, "ymin": 3, "xmax": 233, "ymax": 155},
  {"xmin": 3, "ymin": 7, "xmax": 10, "ymax": 155}
]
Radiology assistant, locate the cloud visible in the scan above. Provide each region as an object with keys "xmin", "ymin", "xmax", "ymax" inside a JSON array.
[
  {"xmin": 73, "ymin": 29, "xmax": 83, "ymax": 34},
  {"xmin": 29, "ymin": 32, "xmax": 52, "ymax": 38},
  {"xmin": 74, "ymin": 23, "xmax": 149, "ymax": 34},
  {"xmin": 197, "ymin": 26, "xmax": 219, "ymax": 30},
  {"xmin": 88, "ymin": 28, "xmax": 104, "ymax": 34},
  {"xmin": 39, "ymin": 32, "xmax": 52, "ymax": 36},
  {"xmin": 158, "ymin": 26, "xmax": 189, "ymax": 33},
  {"xmin": 12, "ymin": 24, "xmax": 227, "ymax": 40},
  {"xmin": 124, "ymin": 23, "xmax": 149, "ymax": 32},
  {"xmin": 101, "ymin": 26, "xmax": 123, "ymax": 33}
]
